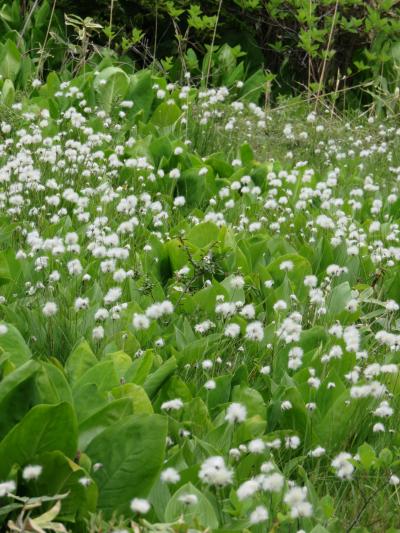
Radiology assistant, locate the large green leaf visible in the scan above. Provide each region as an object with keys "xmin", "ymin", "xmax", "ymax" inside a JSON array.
[
  {"xmin": 231, "ymin": 384, "xmax": 266, "ymax": 419},
  {"xmin": 125, "ymin": 350, "xmax": 154, "ymax": 385},
  {"xmin": 78, "ymin": 398, "xmax": 134, "ymax": 451},
  {"xmin": 112, "ymin": 383, "xmax": 153, "ymax": 414},
  {"xmin": 327, "ymin": 281, "xmax": 353, "ymax": 318},
  {"xmin": 186, "ymin": 221, "xmax": 219, "ymax": 248},
  {"xmin": 164, "ymin": 482, "xmax": 219, "ymax": 528},
  {"xmin": 0, "ymin": 39, "xmax": 21, "ymax": 81},
  {"xmin": 72, "ymin": 360, "xmax": 119, "ymax": 393},
  {"xmin": 0, "ymin": 322, "xmax": 31, "ymax": 367},
  {"xmin": 73, "ymin": 383, "xmax": 108, "ymax": 423},
  {"xmin": 0, "ymin": 403, "xmax": 78, "ymax": 478},
  {"xmin": 1, "ymin": 78, "xmax": 14, "ymax": 106},
  {"xmin": 0, "ymin": 360, "xmax": 38, "ymax": 438},
  {"xmin": 175, "ymin": 167, "xmax": 217, "ymax": 207},
  {"xmin": 151, "ymin": 102, "xmax": 182, "ymax": 128},
  {"xmin": 94, "ymin": 66, "xmax": 129, "ymax": 112},
  {"xmin": 86, "ymin": 414, "xmax": 167, "ymax": 517},
  {"xmin": 143, "ymin": 356, "xmax": 177, "ymax": 398},
  {"xmin": 31, "ymin": 451, "xmax": 97, "ymax": 521},
  {"xmin": 127, "ymin": 69, "xmax": 154, "ymax": 121},
  {"xmin": 65, "ymin": 340, "xmax": 98, "ymax": 384},
  {"xmin": 34, "ymin": 362, "xmax": 73, "ymax": 405}
]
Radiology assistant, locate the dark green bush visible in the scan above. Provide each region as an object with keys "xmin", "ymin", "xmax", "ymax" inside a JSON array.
[{"xmin": 1, "ymin": 0, "xmax": 400, "ymax": 103}]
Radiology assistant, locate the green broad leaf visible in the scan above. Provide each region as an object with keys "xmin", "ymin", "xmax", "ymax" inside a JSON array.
[
  {"xmin": 319, "ymin": 494, "xmax": 335, "ymax": 519},
  {"xmin": 186, "ymin": 221, "xmax": 219, "ymax": 248},
  {"xmin": 86, "ymin": 414, "xmax": 167, "ymax": 518},
  {"xmin": 78, "ymin": 398, "xmax": 133, "ymax": 451},
  {"xmin": 240, "ymin": 68, "xmax": 268, "ymax": 102},
  {"xmin": 125, "ymin": 350, "xmax": 154, "ymax": 384},
  {"xmin": 102, "ymin": 350, "xmax": 132, "ymax": 379},
  {"xmin": 151, "ymin": 102, "xmax": 182, "ymax": 128},
  {"xmin": 143, "ymin": 356, "xmax": 177, "ymax": 398},
  {"xmin": 43, "ymin": 71, "xmax": 60, "ymax": 96},
  {"xmin": 16, "ymin": 55, "xmax": 32, "ymax": 90},
  {"xmin": 0, "ymin": 359, "xmax": 38, "ymax": 438},
  {"xmin": 191, "ymin": 282, "xmax": 228, "ymax": 316},
  {"xmin": 65, "ymin": 339, "xmax": 98, "ymax": 384},
  {"xmin": 1, "ymin": 78, "xmax": 14, "ymax": 105},
  {"xmin": 232, "ymin": 385, "xmax": 266, "ymax": 419},
  {"xmin": 33, "ymin": 0, "xmax": 51, "ymax": 28},
  {"xmin": 32, "ymin": 450, "xmax": 97, "ymax": 521},
  {"xmin": 73, "ymin": 383, "xmax": 108, "ymax": 423},
  {"xmin": 94, "ymin": 66, "xmax": 129, "ymax": 112},
  {"xmin": 240, "ymin": 143, "xmax": 254, "ymax": 165},
  {"xmin": 112, "ymin": 383, "xmax": 153, "ymax": 414},
  {"xmin": 235, "ymin": 415, "xmax": 267, "ymax": 442},
  {"xmin": 200, "ymin": 374, "xmax": 232, "ymax": 411},
  {"xmin": 35, "ymin": 362, "xmax": 73, "ymax": 405},
  {"xmin": 149, "ymin": 135, "xmax": 173, "ymax": 166},
  {"xmin": 72, "ymin": 360, "xmax": 119, "ymax": 393},
  {"xmin": 310, "ymin": 526, "xmax": 330, "ymax": 533},
  {"xmin": 127, "ymin": 69, "xmax": 154, "ymax": 121},
  {"xmin": 358, "ymin": 442, "xmax": 376, "ymax": 471},
  {"xmin": 206, "ymin": 421, "xmax": 234, "ymax": 453},
  {"xmin": 266, "ymin": 253, "xmax": 312, "ymax": 289},
  {"xmin": 148, "ymin": 477, "xmax": 171, "ymax": 522},
  {"xmin": 166, "ymin": 238, "xmax": 189, "ymax": 271},
  {"xmin": 0, "ymin": 403, "xmax": 78, "ymax": 478},
  {"xmin": 0, "ymin": 251, "xmax": 12, "ymax": 285},
  {"xmin": 0, "ymin": 322, "xmax": 31, "ymax": 367},
  {"xmin": 314, "ymin": 390, "xmax": 363, "ymax": 450},
  {"xmin": 182, "ymin": 397, "xmax": 211, "ymax": 437},
  {"xmin": 165, "ymin": 482, "xmax": 218, "ymax": 528},
  {"xmin": 0, "ymin": 39, "xmax": 21, "ymax": 81},
  {"xmin": 299, "ymin": 326, "xmax": 327, "ymax": 353},
  {"xmin": 327, "ymin": 281, "xmax": 353, "ymax": 317},
  {"xmin": 176, "ymin": 167, "xmax": 217, "ymax": 208}
]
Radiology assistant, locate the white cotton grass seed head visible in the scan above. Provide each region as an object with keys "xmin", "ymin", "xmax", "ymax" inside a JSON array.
[
  {"xmin": 262, "ymin": 472, "xmax": 284, "ymax": 492},
  {"xmin": 0, "ymin": 480, "xmax": 16, "ymax": 497},
  {"xmin": 284, "ymin": 486, "xmax": 313, "ymax": 518},
  {"xmin": 130, "ymin": 498, "xmax": 150, "ymax": 514},
  {"xmin": 161, "ymin": 467, "xmax": 180, "ymax": 484},
  {"xmin": 92, "ymin": 326, "xmax": 105, "ymax": 341},
  {"xmin": 42, "ymin": 301, "xmax": 58, "ymax": 317},
  {"xmin": 132, "ymin": 313, "xmax": 150, "ymax": 330},
  {"xmin": 22, "ymin": 464, "xmax": 43, "ymax": 480},
  {"xmin": 225, "ymin": 402, "xmax": 247, "ymax": 423},
  {"xmin": 230, "ymin": 275, "xmax": 245, "ymax": 289},
  {"xmin": 178, "ymin": 493, "xmax": 198, "ymax": 505},
  {"xmin": 250, "ymin": 505, "xmax": 269, "ymax": 524},
  {"xmin": 161, "ymin": 398, "xmax": 183, "ymax": 411},
  {"xmin": 204, "ymin": 379, "xmax": 216, "ymax": 390},
  {"xmin": 198, "ymin": 456, "xmax": 233, "ymax": 487},
  {"xmin": 309, "ymin": 446, "xmax": 326, "ymax": 458},
  {"xmin": 280, "ymin": 260, "xmax": 294, "ymax": 271},
  {"xmin": 248, "ymin": 438, "xmax": 266, "ymax": 454},
  {"xmin": 331, "ymin": 452, "xmax": 354, "ymax": 479},
  {"xmin": 237, "ymin": 479, "xmax": 260, "ymax": 500},
  {"xmin": 245, "ymin": 321, "xmax": 264, "ymax": 341}
]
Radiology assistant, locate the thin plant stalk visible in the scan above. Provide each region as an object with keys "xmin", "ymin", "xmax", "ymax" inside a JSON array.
[
  {"xmin": 314, "ymin": 0, "xmax": 339, "ymax": 112},
  {"xmin": 205, "ymin": 0, "xmax": 223, "ymax": 89}
]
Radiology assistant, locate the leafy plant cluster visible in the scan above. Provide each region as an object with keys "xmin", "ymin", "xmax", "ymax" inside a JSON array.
[{"xmin": 0, "ymin": 53, "xmax": 399, "ymax": 532}]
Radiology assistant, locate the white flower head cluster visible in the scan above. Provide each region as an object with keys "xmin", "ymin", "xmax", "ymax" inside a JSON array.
[{"xmin": 198, "ymin": 456, "xmax": 233, "ymax": 486}]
